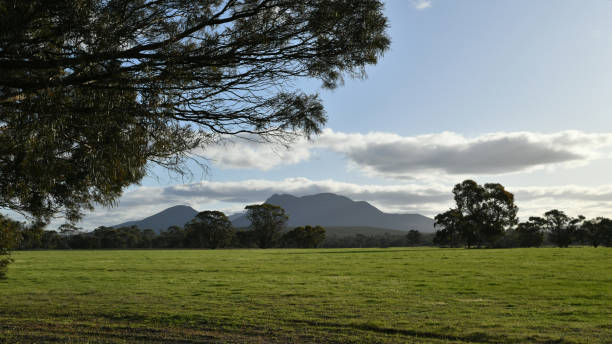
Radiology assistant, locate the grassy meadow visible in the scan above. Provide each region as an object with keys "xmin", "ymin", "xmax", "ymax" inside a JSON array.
[{"xmin": 1, "ymin": 247, "xmax": 610, "ymax": 343}]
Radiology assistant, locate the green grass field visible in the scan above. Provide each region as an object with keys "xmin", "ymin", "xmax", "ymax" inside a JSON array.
[{"xmin": 1, "ymin": 248, "xmax": 610, "ymax": 343}]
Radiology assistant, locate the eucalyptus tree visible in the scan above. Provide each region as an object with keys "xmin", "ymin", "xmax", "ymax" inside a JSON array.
[
  {"xmin": 405, "ymin": 229, "xmax": 422, "ymax": 246},
  {"xmin": 515, "ymin": 217, "xmax": 545, "ymax": 247},
  {"xmin": 185, "ymin": 211, "xmax": 234, "ymax": 249},
  {"xmin": 581, "ymin": 217, "xmax": 612, "ymax": 247},
  {"xmin": 434, "ymin": 180, "xmax": 518, "ymax": 248},
  {"xmin": 282, "ymin": 225, "xmax": 326, "ymax": 248},
  {"xmin": 433, "ymin": 209, "xmax": 464, "ymax": 248},
  {"xmin": 245, "ymin": 203, "xmax": 288, "ymax": 248},
  {"xmin": 541, "ymin": 210, "xmax": 584, "ymax": 248},
  {"xmin": 0, "ymin": 0, "xmax": 390, "ymax": 222}
]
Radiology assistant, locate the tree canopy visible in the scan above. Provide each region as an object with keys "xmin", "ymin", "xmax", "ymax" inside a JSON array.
[
  {"xmin": 434, "ymin": 180, "xmax": 518, "ymax": 248},
  {"xmin": 282, "ymin": 225, "xmax": 325, "ymax": 248},
  {"xmin": 184, "ymin": 210, "xmax": 234, "ymax": 249},
  {"xmin": 0, "ymin": 0, "xmax": 390, "ymax": 222},
  {"xmin": 540, "ymin": 210, "xmax": 584, "ymax": 248},
  {"xmin": 515, "ymin": 217, "xmax": 545, "ymax": 247},
  {"xmin": 245, "ymin": 203, "xmax": 287, "ymax": 248},
  {"xmin": 581, "ymin": 217, "xmax": 612, "ymax": 248}
]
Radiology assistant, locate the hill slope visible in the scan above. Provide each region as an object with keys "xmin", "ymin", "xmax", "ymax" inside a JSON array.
[
  {"xmin": 232, "ymin": 193, "xmax": 434, "ymax": 232},
  {"xmin": 112, "ymin": 193, "xmax": 435, "ymax": 233},
  {"xmin": 113, "ymin": 205, "xmax": 198, "ymax": 233}
]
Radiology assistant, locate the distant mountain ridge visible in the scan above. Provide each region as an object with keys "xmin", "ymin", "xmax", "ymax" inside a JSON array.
[
  {"xmin": 232, "ymin": 193, "xmax": 434, "ymax": 232},
  {"xmin": 112, "ymin": 193, "xmax": 435, "ymax": 233},
  {"xmin": 113, "ymin": 205, "xmax": 198, "ymax": 232}
]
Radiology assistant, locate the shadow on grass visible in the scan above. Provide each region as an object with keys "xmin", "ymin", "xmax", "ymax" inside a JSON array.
[
  {"xmin": 279, "ymin": 248, "xmax": 445, "ymax": 255},
  {"xmin": 0, "ymin": 322, "xmax": 217, "ymax": 344},
  {"xmin": 1, "ymin": 316, "xmax": 579, "ymax": 344},
  {"xmin": 287, "ymin": 319, "xmax": 575, "ymax": 344}
]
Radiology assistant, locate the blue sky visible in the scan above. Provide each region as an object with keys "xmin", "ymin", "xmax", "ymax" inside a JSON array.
[
  {"xmin": 325, "ymin": 0, "xmax": 612, "ymax": 135},
  {"xmin": 78, "ymin": 0, "xmax": 612, "ymax": 228}
]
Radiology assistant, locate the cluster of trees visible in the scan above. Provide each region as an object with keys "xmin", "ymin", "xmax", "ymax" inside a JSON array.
[
  {"xmin": 506, "ymin": 211, "xmax": 612, "ymax": 248},
  {"xmin": 6, "ymin": 215, "xmax": 435, "ymax": 252},
  {"xmin": 433, "ymin": 180, "xmax": 612, "ymax": 248},
  {"xmin": 322, "ymin": 230, "xmax": 434, "ymax": 249},
  {"xmin": 2, "ymin": 204, "xmax": 327, "ymax": 253}
]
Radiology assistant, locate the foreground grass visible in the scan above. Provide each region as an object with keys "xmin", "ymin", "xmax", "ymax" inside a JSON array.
[{"xmin": 0, "ymin": 248, "xmax": 610, "ymax": 343}]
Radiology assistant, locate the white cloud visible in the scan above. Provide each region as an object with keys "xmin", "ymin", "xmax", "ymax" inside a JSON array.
[
  {"xmin": 164, "ymin": 177, "xmax": 450, "ymax": 207},
  {"xmin": 511, "ymin": 185, "xmax": 612, "ymax": 218},
  {"xmin": 195, "ymin": 129, "xmax": 612, "ymax": 179},
  {"xmin": 412, "ymin": 0, "xmax": 432, "ymax": 10},
  {"xmin": 195, "ymin": 135, "xmax": 311, "ymax": 170},
  {"xmin": 315, "ymin": 129, "xmax": 612, "ymax": 179}
]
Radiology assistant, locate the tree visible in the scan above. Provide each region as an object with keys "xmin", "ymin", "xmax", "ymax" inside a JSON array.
[
  {"xmin": 40, "ymin": 230, "xmax": 64, "ymax": 249},
  {"xmin": 580, "ymin": 217, "xmax": 612, "ymax": 248},
  {"xmin": 18, "ymin": 220, "xmax": 46, "ymax": 249},
  {"xmin": 433, "ymin": 209, "xmax": 464, "ymax": 247},
  {"xmin": 233, "ymin": 229, "xmax": 257, "ymax": 248},
  {"xmin": 515, "ymin": 217, "xmax": 545, "ymax": 247},
  {"xmin": 541, "ymin": 210, "xmax": 584, "ymax": 248},
  {"xmin": 0, "ymin": 214, "xmax": 22, "ymax": 278},
  {"xmin": 434, "ymin": 180, "xmax": 518, "ymax": 248},
  {"xmin": 245, "ymin": 203, "xmax": 288, "ymax": 248},
  {"xmin": 185, "ymin": 211, "xmax": 234, "ymax": 249},
  {"xmin": 154, "ymin": 225, "xmax": 187, "ymax": 248},
  {"xmin": 139, "ymin": 229, "xmax": 157, "ymax": 249},
  {"xmin": 57, "ymin": 223, "xmax": 82, "ymax": 236},
  {"xmin": 282, "ymin": 225, "xmax": 325, "ymax": 248},
  {"xmin": 90, "ymin": 226, "xmax": 141, "ymax": 249},
  {"xmin": 0, "ymin": 0, "xmax": 390, "ymax": 223},
  {"xmin": 405, "ymin": 229, "xmax": 422, "ymax": 246}
]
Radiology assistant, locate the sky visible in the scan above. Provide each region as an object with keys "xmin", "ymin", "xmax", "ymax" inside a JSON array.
[{"xmin": 77, "ymin": 0, "xmax": 612, "ymax": 228}]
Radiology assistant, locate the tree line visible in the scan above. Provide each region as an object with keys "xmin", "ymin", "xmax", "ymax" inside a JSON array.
[
  {"xmin": 433, "ymin": 180, "xmax": 612, "ymax": 248},
  {"xmin": 322, "ymin": 230, "xmax": 433, "ymax": 249},
  {"xmin": 0, "ymin": 204, "xmax": 326, "ymax": 256}
]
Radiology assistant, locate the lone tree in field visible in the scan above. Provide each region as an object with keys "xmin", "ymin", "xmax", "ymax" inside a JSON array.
[
  {"xmin": 245, "ymin": 203, "xmax": 288, "ymax": 248},
  {"xmin": 433, "ymin": 209, "xmax": 464, "ymax": 247},
  {"xmin": 0, "ymin": 0, "xmax": 390, "ymax": 223},
  {"xmin": 434, "ymin": 180, "xmax": 518, "ymax": 248},
  {"xmin": 185, "ymin": 211, "xmax": 234, "ymax": 249}
]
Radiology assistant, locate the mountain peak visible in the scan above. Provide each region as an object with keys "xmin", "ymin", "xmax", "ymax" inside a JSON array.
[
  {"xmin": 113, "ymin": 193, "xmax": 434, "ymax": 233},
  {"xmin": 113, "ymin": 205, "xmax": 199, "ymax": 233},
  {"xmin": 161, "ymin": 204, "xmax": 197, "ymax": 212},
  {"xmin": 238, "ymin": 192, "xmax": 434, "ymax": 232},
  {"xmin": 266, "ymin": 193, "xmax": 299, "ymax": 203}
]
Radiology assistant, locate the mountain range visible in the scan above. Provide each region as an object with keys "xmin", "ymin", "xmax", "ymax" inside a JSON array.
[
  {"xmin": 113, "ymin": 193, "xmax": 435, "ymax": 233},
  {"xmin": 113, "ymin": 205, "xmax": 198, "ymax": 232}
]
